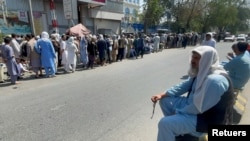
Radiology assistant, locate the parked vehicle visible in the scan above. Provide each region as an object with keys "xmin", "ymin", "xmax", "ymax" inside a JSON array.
[
  {"xmin": 247, "ymin": 37, "xmax": 250, "ymax": 43},
  {"xmin": 224, "ymin": 35, "xmax": 236, "ymax": 42},
  {"xmin": 157, "ymin": 29, "xmax": 170, "ymax": 34},
  {"xmin": 236, "ymin": 34, "xmax": 246, "ymax": 42}
]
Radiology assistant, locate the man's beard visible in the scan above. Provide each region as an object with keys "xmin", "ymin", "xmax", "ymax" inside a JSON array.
[{"xmin": 188, "ymin": 67, "xmax": 198, "ymax": 78}]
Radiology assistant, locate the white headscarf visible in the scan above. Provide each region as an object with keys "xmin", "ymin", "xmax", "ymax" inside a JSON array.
[
  {"xmin": 41, "ymin": 31, "xmax": 49, "ymax": 39},
  {"xmin": 67, "ymin": 36, "xmax": 74, "ymax": 45},
  {"xmin": 191, "ymin": 46, "xmax": 227, "ymax": 112}
]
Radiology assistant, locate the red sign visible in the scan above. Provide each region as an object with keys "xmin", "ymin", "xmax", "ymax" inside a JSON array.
[{"xmin": 92, "ymin": 0, "xmax": 105, "ymax": 4}]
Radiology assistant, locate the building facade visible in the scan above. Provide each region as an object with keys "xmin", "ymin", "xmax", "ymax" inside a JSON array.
[
  {"xmin": 78, "ymin": 0, "xmax": 124, "ymax": 35},
  {"xmin": 122, "ymin": 0, "xmax": 140, "ymax": 33},
  {"xmin": 0, "ymin": 0, "xmax": 140, "ymax": 36}
]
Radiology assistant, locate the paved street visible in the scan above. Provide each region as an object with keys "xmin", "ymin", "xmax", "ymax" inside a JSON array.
[{"xmin": 0, "ymin": 42, "xmax": 249, "ymax": 141}]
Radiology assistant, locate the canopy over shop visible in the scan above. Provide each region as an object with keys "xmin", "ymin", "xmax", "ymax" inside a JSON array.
[{"xmin": 66, "ymin": 23, "xmax": 91, "ymax": 37}]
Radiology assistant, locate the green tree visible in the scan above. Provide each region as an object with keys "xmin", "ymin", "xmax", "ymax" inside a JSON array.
[
  {"xmin": 143, "ymin": 0, "xmax": 164, "ymax": 33},
  {"xmin": 207, "ymin": 0, "xmax": 238, "ymax": 33},
  {"xmin": 142, "ymin": 0, "xmax": 250, "ymax": 33},
  {"xmin": 234, "ymin": 4, "xmax": 250, "ymax": 33},
  {"xmin": 161, "ymin": 0, "xmax": 208, "ymax": 33}
]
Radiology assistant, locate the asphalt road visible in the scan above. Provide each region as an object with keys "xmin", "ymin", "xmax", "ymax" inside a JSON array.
[{"xmin": 0, "ymin": 42, "xmax": 249, "ymax": 141}]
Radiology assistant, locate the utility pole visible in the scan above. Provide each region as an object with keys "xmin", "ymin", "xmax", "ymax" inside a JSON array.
[
  {"xmin": 28, "ymin": 0, "xmax": 36, "ymax": 35},
  {"xmin": 50, "ymin": 0, "xmax": 59, "ymax": 33},
  {"xmin": 0, "ymin": 0, "xmax": 7, "ymax": 25}
]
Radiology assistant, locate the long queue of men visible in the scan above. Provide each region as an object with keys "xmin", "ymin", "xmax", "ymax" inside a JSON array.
[{"xmin": 0, "ymin": 31, "xmax": 166, "ymax": 85}]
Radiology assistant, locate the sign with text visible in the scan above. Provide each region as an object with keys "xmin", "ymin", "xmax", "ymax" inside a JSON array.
[
  {"xmin": 79, "ymin": 0, "xmax": 106, "ymax": 4},
  {"xmin": 208, "ymin": 125, "xmax": 250, "ymax": 140},
  {"xmin": 63, "ymin": 0, "xmax": 72, "ymax": 19},
  {"xmin": 63, "ymin": 0, "xmax": 78, "ymax": 19}
]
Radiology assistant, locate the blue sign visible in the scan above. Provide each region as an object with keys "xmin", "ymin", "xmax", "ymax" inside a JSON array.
[{"xmin": 132, "ymin": 23, "xmax": 144, "ymax": 31}]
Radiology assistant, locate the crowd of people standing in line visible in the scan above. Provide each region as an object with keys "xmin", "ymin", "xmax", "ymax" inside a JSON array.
[
  {"xmin": 1, "ymin": 28, "xmax": 250, "ymax": 141},
  {"xmin": 1, "ymin": 30, "xmax": 249, "ymax": 86},
  {"xmin": 0, "ymin": 31, "xmax": 167, "ymax": 85}
]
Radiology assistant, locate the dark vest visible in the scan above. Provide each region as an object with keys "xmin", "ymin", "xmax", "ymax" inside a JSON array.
[{"xmin": 196, "ymin": 73, "xmax": 235, "ymax": 133}]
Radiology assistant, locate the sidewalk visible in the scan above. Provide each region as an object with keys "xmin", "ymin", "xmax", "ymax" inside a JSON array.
[
  {"xmin": 0, "ymin": 61, "xmax": 118, "ymax": 87},
  {"xmin": 0, "ymin": 64, "xmax": 85, "ymax": 87},
  {"xmin": 239, "ymin": 81, "xmax": 250, "ymax": 124}
]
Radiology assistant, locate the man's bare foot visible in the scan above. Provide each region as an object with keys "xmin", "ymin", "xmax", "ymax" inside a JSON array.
[{"xmin": 12, "ymin": 81, "xmax": 21, "ymax": 85}]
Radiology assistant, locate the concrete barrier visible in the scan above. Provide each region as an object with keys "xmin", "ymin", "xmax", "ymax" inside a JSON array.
[
  {"xmin": 0, "ymin": 63, "xmax": 7, "ymax": 82},
  {"xmin": 233, "ymin": 89, "xmax": 248, "ymax": 124},
  {"xmin": 239, "ymin": 83, "xmax": 250, "ymax": 125}
]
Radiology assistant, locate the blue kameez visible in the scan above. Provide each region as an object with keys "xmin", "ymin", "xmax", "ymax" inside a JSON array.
[{"xmin": 157, "ymin": 74, "xmax": 229, "ymax": 141}]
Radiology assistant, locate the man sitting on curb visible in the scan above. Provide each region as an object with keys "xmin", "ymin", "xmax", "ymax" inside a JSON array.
[
  {"xmin": 151, "ymin": 46, "xmax": 234, "ymax": 141},
  {"xmin": 223, "ymin": 42, "xmax": 250, "ymax": 91}
]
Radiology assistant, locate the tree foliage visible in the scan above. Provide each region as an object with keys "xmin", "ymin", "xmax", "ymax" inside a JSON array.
[
  {"xmin": 142, "ymin": 0, "xmax": 164, "ymax": 33},
  {"xmin": 235, "ymin": 4, "xmax": 250, "ymax": 33},
  {"xmin": 141, "ymin": 0, "xmax": 250, "ymax": 33},
  {"xmin": 207, "ymin": 0, "xmax": 238, "ymax": 33}
]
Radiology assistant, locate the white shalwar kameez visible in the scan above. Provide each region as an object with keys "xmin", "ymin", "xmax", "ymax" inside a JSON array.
[
  {"xmin": 65, "ymin": 37, "xmax": 78, "ymax": 72},
  {"xmin": 201, "ymin": 38, "xmax": 216, "ymax": 48},
  {"xmin": 60, "ymin": 40, "xmax": 68, "ymax": 66}
]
